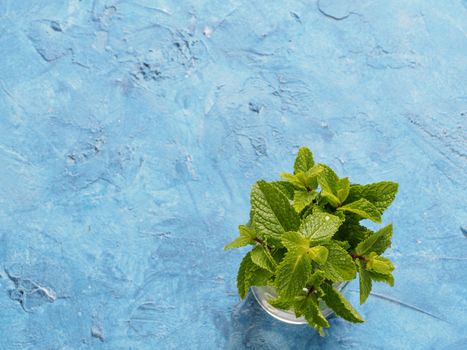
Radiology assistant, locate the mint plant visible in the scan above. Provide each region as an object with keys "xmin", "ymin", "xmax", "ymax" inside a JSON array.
[{"xmin": 225, "ymin": 147, "xmax": 398, "ymax": 334}]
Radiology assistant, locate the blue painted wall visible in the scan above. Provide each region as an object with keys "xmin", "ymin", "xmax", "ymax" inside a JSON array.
[{"xmin": 0, "ymin": 0, "xmax": 466, "ymax": 349}]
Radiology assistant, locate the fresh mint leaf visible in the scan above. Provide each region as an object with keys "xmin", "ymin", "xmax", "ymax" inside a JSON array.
[
  {"xmin": 336, "ymin": 177, "xmax": 350, "ymax": 203},
  {"xmin": 333, "ymin": 216, "xmax": 372, "ymax": 248},
  {"xmin": 281, "ymin": 165, "xmax": 322, "ymax": 191},
  {"xmin": 298, "ymin": 212, "xmax": 342, "ymax": 243},
  {"xmin": 271, "ymin": 248, "xmax": 287, "ymax": 265},
  {"xmin": 269, "ymin": 297, "xmax": 294, "ymax": 311},
  {"xmin": 270, "ymin": 181, "xmax": 295, "ymax": 200},
  {"xmin": 250, "ymin": 245, "xmax": 277, "ymax": 273},
  {"xmin": 334, "ymin": 240, "xmax": 351, "ymax": 251},
  {"xmin": 224, "ymin": 225, "xmax": 256, "ymax": 250},
  {"xmin": 302, "ymin": 165, "xmax": 322, "ymax": 190},
  {"xmin": 366, "ymin": 253, "xmax": 394, "ymax": 275},
  {"xmin": 357, "ymin": 261, "xmax": 372, "ymax": 304},
  {"xmin": 337, "ymin": 198, "xmax": 382, "ymax": 223},
  {"xmin": 280, "ymin": 172, "xmax": 307, "ymax": 190},
  {"xmin": 224, "ymin": 236, "xmax": 252, "ymax": 250},
  {"xmin": 293, "ymin": 190, "xmax": 317, "ymax": 213},
  {"xmin": 300, "ymin": 295, "xmax": 330, "ymax": 332},
  {"xmin": 251, "ymin": 180, "xmax": 300, "ymax": 242},
  {"xmin": 237, "ymin": 252, "xmax": 272, "ymax": 298},
  {"xmin": 317, "ymin": 164, "xmax": 339, "ymax": 193},
  {"xmin": 308, "ymin": 246, "xmax": 329, "ymax": 265},
  {"xmin": 368, "ymin": 270, "xmax": 394, "ymax": 286},
  {"xmin": 368, "ymin": 224, "xmax": 392, "ymax": 255},
  {"xmin": 300, "ymin": 205, "xmax": 315, "ymax": 221},
  {"xmin": 237, "ymin": 252, "xmax": 254, "ymax": 298},
  {"xmin": 307, "ymin": 270, "xmax": 326, "ymax": 288},
  {"xmin": 275, "ymin": 249, "xmax": 312, "ymax": 298},
  {"xmin": 248, "ymin": 266, "xmax": 273, "ymax": 289},
  {"xmin": 281, "ymin": 231, "xmax": 309, "ymax": 251},
  {"xmin": 321, "ymin": 283, "xmax": 364, "ymax": 323},
  {"xmin": 317, "ymin": 164, "xmax": 341, "ymax": 207},
  {"xmin": 292, "ymin": 296, "xmax": 307, "ymax": 318},
  {"xmin": 355, "ymin": 224, "xmax": 392, "ymax": 255},
  {"xmin": 320, "ymin": 242, "xmax": 356, "ymax": 281},
  {"xmin": 321, "ymin": 192, "xmax": 341, "ymax": 208},
  {"xmin": 294, "ymin": 146, "xmax": 315, "ymax": 174},
  {"xmin": 346, "ymin": 182, "xmax": 398, "ymax": 214},
  {"xmin": 280, "ymin": 232, "xmax": 329, "ymax": 264}
]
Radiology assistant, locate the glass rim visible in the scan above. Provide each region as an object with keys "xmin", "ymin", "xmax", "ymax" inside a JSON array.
[{"xmin": 251, "ymin": 282, "xmax": 348, "ymax": 325}]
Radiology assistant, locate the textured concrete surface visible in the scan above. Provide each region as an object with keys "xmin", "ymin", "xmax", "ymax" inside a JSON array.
[{"xmin": 0, "ymin": 0, "xmax": 466, "ymax": 349}]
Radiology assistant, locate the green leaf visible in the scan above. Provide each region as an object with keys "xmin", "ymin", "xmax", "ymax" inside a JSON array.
[
  {"xmin": 280, "ymin": 232, "xmax": 328, "ymax": 264},
  {"xmin": 346, "ymin": 182, "xmax": 398, "ymax": 214},
  {"xmin": 269, "ymin": 297, "xmax": 294, "ymax": 311},
  {"xmin": 320, "ymin": 242, "xmax": 356, "ymax": 282},
  {"xmin": 337, "ymin": 198, "xmax": 382, "ymax": 223},
  {"xmin": 237, "ymin": 252, "xmax": 272, "ymax": 299},
  {"xmin": 281, "ymin": 165, "xmax": 322, "ymax": 191},
  {"xmin": 237, "ymin": 253, "xmax": 254, "ymax": 298},
  {"xmin": 281, "ymin": 231, "xmax": 309, "ymax": 251},
  {"xmin": 335, "ymin": 240, "xmax": 351, "ymax": 250},
  {"xmin": 307, "ymin": 270, "xmax": 326, "ymax": 288},
  {"xmin": 366, "ymin": 253, "xmax": 394, "ymax": 275},
  {"xmin": 317, "ymin": 164, "xmax": 341, "ymax": 207},
  {"xmin": 275, "ymin": 249, "xmax": 312, "ymax": 298},
  {"xmin": 293, "ymin": 190, "xmax": 317, "ymax": 213},
  {"xmin": 289, "ymin": 297, "xmax": 305, "ymax": 318},
  {"xmin": 300, "ymin": 295, "xmax": 330, "ymax": 332},
  {"xmin": 302, "ymin": 165, "xmax": 322, "ymax": 190},
  {"xmin": 358, "ymin": 261, "xmax": 372, "ymax": 304},
  {"xmin": 305, "ymin": 165, "xmax": 324, "ymax": 178},
  {"xmin": 368, "ymin": 270, "xmax": 394, "ymax": 286},
  {"xmin": 355, "ymin": 224, "xmax": 393, "ymax": 256},
  {"xmin": 308, "ymin": 246, "xmax": 329, "ymax": 264},
  {"xmin": 317, "ymin": 164, "xmax": 339, "ymax": 193},
  {"xmin": 224, "ymin": 236, "xmax": 252, "ymax": 250},
  {"xmin": 333, "ymin": 216, "xmax": 372, "ymax": 248},
  {"xmin": 370, "ymin": 225, "xmax": 393, "ymax": 255},
  {"xmin": 251, "ymin": 181, "xmax": 300, "ymax": 241},
  {"xmin": 321, "ymin": 283, "xmax": 364, "ymax": 323},
  {"xmin": 269, "ymin": 181, "xmax": 295, "ymax": 200},
  {"xmin": 298, "ymin": 212, "xmax": 342, "ymax": 243},
  {"xmin": 300, "ymin": 205, "xmax": 315, "ymax": 220},
  {"xmin": 248, "ymin": 266, "xmax": 273, "ymax": 288},
  {"xmin": 224, "ymin": 225, "xmax": 256, "ymax": 250},
  {"xmin": 336, "ymin": 177, "xmax": 350, "ymax": 203},
  {"xmin": 294, "ymin": 146, "xmax": 315, "ymax": 174},
  {"xmin": 280, "ymin": 172, "xmax": 307, "ymax": 190},
  {"xmin": 321, "ymin": 191, "xmax": 341, "ymax": 207},
  {"xmin": 250, "ymin": 245, "xmax": 277, "ymax": 273}
]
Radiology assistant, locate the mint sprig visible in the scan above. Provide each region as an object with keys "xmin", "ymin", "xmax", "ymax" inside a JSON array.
[{"xmin": 225, "ymin": 146, "xmax": 398, "ymax": 334}]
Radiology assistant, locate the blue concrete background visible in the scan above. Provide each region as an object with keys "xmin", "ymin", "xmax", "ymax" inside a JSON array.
[{"xmin": 0, "ymin": 0, "xmax": 466, "ymax": 349}]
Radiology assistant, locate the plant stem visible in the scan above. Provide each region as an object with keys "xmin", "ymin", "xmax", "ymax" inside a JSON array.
[
  {"xmin": 351, "ymin": 254, "xmax": 367, "ymax": 262},
  {"xmin": 254, "ymin": 238, "xmax": 273, "ymax": 253},
  {"xmin": 306, "ymin": 286, "xmax": 316, "ymax": 296}
]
